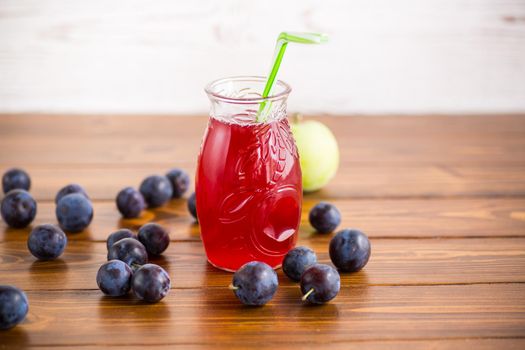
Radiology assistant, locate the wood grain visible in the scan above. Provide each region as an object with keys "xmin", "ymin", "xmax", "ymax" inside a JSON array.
[
  {"xmin": 1, "ymin": 115, "xmax": 524, "ymax": 165},
  {"xmin": 2, "ymin": 198, "xmax": 524, "ymax": 241},
  {"xmin": 1, "ymin": 238, "xmax": 525, "ymax": 290},
  {"xmin": 24, "ymin": 339, "xmax": 525, "ymax": 350},
  {"xmin": 1, "ymin": 114, "xmax": 524, "ymax": 348},
  {"xmin": 2, "ymin": 115, "xmax": 525, "ymax": 201},
  {"xmin": 2, "ymin": 163, "xmax": 525, "ymax": 200},
  {"xmin": 1, "ymin": 284, "xmax": 524, "ymax": 347}
]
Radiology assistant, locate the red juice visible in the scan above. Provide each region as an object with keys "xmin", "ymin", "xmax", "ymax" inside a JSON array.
[{"xmin": 196, "ymin": 116, "xmax": 302, "ymax": 271}]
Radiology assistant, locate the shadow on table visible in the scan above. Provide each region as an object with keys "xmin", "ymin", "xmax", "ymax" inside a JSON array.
[
  {"xmin": 97, "ymin": 294, "xmax": 172, "ymax": 324},
  {"xmin": 29, "ymin": 258, "xmax": 69, "ymax": 274},
  {"xmin": 0, "ymin": 226, "xmax": 34, "ymax": 242},
  {"xmin": 116, "ymin": 199, "xmax": 201, "ymax": 241},
  {"xmin": 1, "ymin": 325, "xmax": 30, "ymax": 349}
]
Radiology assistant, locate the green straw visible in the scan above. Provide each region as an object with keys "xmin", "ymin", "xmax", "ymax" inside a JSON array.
[{"xmin": 257, "ymin": 32, "xmax": 328, "ymax": 122}]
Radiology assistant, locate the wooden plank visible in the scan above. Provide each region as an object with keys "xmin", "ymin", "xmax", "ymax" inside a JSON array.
[
  {"xmin": 2, "ymin": 198, "xmax": 524, "ymax": 241},
  {"xmin": 1, "ymin": 115, "xmax": 524, "ymax": 165},
  {"xmin": 1, "ymin": 238, "xmax": 524, "ymax": 290},
  {"xmin": 24, "ymin": 339, "xmax": 525, "ymax": 350},
  {"xmin": 2, "ymin": 115, "xmax": 524, "ymax": 199},
  {"xmin": 1, "ymin": 163, "xmax": 525, "ymax": 200},
  {"xmin": 0, "ymin": 284, "xmax": 524, "ymax": 346}
]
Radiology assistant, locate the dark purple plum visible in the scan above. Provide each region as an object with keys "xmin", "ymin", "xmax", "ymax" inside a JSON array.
[
  {"xmin": 2, "ymin": 168, "xmax": 31, "ymax": 194},
  {"xmin": 166, "ymin": 168, "xmax": 190, "ymax": 198},
  {"xmin": 230, "ymin": 261, "xmax": 278, "ymax": 306},
  {"xmin": 131, "ymin": 264, "xmax": 171, "ymax": 303},
  {"xmin": 139, "ymin": 175, "xmax": 173, "ymax": 208},
  {"xmin": 56, "ymin": 193, "xmax": 93, "ymax": 233},
  {"xmin": 106, "ymin": 228, "xmax": 136, "ymax": 251},
  {"xmin": 107, "ymin": 237, "xmax": 148, "ymax": 267},
  {"xmin": 187, "ymin": 192, "xmax": 197, "ymax": 221},
  {"xmin": 308, "ymin": 202, "xmax": 341, "ymax": 234},
  {"xmin": 27, "ymin": 224, "xmax": 67, "ymax": 260},
  {"xmin": 137, "ymin": 223, "xmax": 170, "ymax": 256},
  {"xmin": 55, "ymin": 184, "xmax": 89, "ymax": 204},
  {"xmin": 0, "ymin": 285, "xmax": 28, "ymax": 330},
  {"xmin": 1, "ymin": 189, "xmax": 37, "ymax": 228},
  {"xmin": 282, "ymin": 246, "xmax": 318, "ymax": 282},
  {"xmin": 96, "ymin": 260, "xmax": 133, "ymax": 296},
  {"xmin": 116, "ymin": 187, "xmax": 145, "ymax": 218},
  {"xmin": 329, "ymin": 229, "xmax": 371, "ymax": 272},
  {"xmin": 300, "ymin": 264, "xmax": 340, "ymax": 304}
]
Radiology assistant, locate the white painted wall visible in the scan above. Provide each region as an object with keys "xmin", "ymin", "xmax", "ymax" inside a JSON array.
[{"xmin": 0, "ymin": 0, "xmax": 524, "ymax": 115}]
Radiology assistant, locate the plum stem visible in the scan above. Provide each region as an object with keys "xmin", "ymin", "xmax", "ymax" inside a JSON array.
[
  {"xmin": 302, "ymin": 288, "xmax": 315, "ymax": 301},
  {"xmin": 228, "ymin": 284, "xmax": 239, "ymax": 291},
  {"xmin": 131, "ymin": 263, "xmax": 143, "ymax": 270}
]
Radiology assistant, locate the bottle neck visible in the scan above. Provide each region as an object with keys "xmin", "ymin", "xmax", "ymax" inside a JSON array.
[{"xmin": 209, "ymin": 98, "xmax": 288, "ymax": 125}]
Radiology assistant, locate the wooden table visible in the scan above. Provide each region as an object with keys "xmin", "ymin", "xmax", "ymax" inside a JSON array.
[{"xmin": 1, "ymin": 114, "xmax": 524, "ymax": 349}]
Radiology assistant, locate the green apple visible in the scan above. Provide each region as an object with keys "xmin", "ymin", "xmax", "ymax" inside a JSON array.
[{"xmin": 290, "ymin": 116, "xmax": 339, "ymax": 192}]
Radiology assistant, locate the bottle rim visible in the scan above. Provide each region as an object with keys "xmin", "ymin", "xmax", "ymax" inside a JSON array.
[{"xmin": 204, "ymin": 76, "xmax": 292, "ymax": 104}]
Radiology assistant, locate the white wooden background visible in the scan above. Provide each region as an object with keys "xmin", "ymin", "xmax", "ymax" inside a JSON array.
[{"xmin": 0, "ymin": 0, "xmax": 524, "ymax": 115}]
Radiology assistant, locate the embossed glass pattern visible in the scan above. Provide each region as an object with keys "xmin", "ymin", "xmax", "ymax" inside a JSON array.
[{"xmin": 197, "ymin": 76, "xmax": 302, "ymax": 271}]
